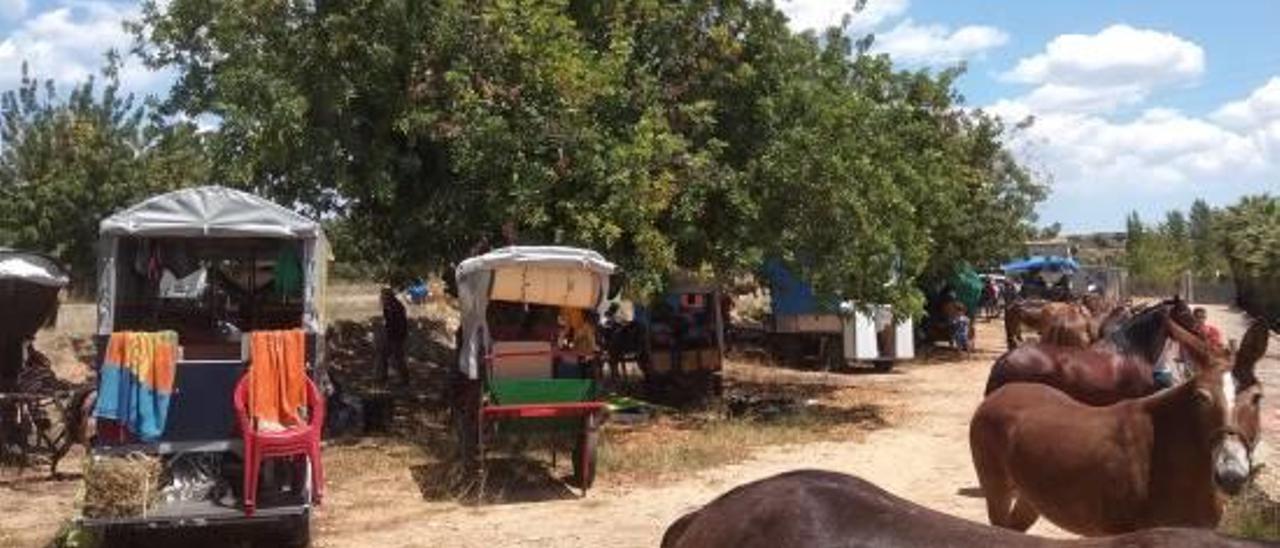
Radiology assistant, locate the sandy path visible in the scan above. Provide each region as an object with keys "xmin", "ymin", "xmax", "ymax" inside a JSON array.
[{"xmin": 316, "ymin": 323, "xmax": 1069, "ymax": 548}]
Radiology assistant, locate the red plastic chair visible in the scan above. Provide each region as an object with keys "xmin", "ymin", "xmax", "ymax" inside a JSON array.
[{"xmin": 233, "ymin": 375, "xmax": 326, "ymax": 516}]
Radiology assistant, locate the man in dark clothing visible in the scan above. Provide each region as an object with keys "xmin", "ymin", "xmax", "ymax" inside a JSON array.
[{"xmin": 379, "ymin": 287, "xmax": 410, "ymax": 384}]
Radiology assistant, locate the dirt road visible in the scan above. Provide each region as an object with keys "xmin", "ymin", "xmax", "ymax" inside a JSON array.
[{"xmin": 315, "ymin": 323, "xmax": 1070, "ymax": 548}]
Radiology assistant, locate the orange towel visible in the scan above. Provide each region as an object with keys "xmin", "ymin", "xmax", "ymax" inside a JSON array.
[
  {"xmin": 93, "ymin": 331, "xmax": 178, "ymax": 441},
  {"xmin": 248, "ymin": 330, "xmax": 307, "ymax": 429}
]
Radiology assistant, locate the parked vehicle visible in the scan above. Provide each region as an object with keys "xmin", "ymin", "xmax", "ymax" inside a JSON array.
[
  {"xmin": 0, "ymin": 249, "xmax": 75, "ymax": 475},
  {"xmin": 452, "ymin": 246, "xmax": 615, "ymax": 492},
  {"xmin": 79, "ymin": 186, "xmax": 331, "ymax": 546},
  {"xmin": 760, "ymin": 260, "xmax": 913, "ymax": 372},
  {"xmin": 634, "ymin": 274, "xmax": 726, "ymax": 400}
]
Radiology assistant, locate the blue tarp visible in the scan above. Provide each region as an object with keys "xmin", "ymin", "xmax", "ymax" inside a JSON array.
[
  {"xmin": 1001, "ymin": 255, "xmax": 1080, "ymax": 273},
  {"xmin": 761, "ymin": 259, "xmax": 839, "ymax": 315}
]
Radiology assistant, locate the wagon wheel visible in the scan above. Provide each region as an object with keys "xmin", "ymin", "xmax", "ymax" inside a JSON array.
[
  {"xmin": 820, "ymin": 336, "xmax": 842, "ymax": 371},
  {"xmin": 571, "ymin": 412, "xmax": 599, "ymax": 492},
  {"xmin": 449, "ymin": 373, "xmax": 484, "ymax": 483}
]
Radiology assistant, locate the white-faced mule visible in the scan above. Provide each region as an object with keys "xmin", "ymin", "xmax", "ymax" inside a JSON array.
[{"xmin": 970, "ymin": 317, "xmax": 1268, "ymax": 536}]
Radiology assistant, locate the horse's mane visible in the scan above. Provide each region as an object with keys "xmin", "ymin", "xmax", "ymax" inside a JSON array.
[{"xmin": 1103, "ymin": 300, "xmax": 1174, "ymax": 357}]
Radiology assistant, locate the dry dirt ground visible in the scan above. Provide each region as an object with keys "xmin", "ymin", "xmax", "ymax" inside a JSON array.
[
  {"xmin": 311, "ymin": 321, "xmax": 1078, "ymax": 548},
  {"xmin": 2, "ymin": 295, "xmax": 1277, "ymax": 548}
]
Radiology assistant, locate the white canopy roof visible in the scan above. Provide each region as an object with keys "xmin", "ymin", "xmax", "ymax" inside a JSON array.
[
  {"xmin": 0, "ymin": 249, "xmax": 69, "ymax": 288},
  {"xmin": 457, "ymin": 246, "xmax": 616, "ymax": 280},
  {"xmin": 100, "ymin": 186, "xmax": 322, "ymax": 239},
  {"xmin": 454, "ymin": 246, "xmax": 615, "ymax": 379}
]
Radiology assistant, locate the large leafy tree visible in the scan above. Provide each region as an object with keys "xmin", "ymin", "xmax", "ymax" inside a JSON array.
[
  {"xmin": 0, "ymin": 59, "xmax": 210, "ymax": 286},
  {"xmin": 131, "ymin": 0, "xmax": 1044, "ymax": 312},
  {"xmin": 1217, "ymin": 195, "xmax": 1278, "ymax": 329},
  {"xmin": 1188, "ymin": 198, "xmax": 1226, "ymax": 277}
]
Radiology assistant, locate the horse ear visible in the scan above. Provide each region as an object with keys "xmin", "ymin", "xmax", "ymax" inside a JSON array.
[{"xmin": 1235, "ymin": 321, "xmax": 1270, "ymax": 386}]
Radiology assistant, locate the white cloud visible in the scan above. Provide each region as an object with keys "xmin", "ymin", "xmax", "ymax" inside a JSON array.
[
  {"xmin": 1003, "ymin": 25, "xmax": 1204, "ymax": 88},
  {"xmin": 995, "ymin": 103, "xmax": 1267, "ymax": 194},
  {"xmin": 1212, "ymin": 77, "xmax": 1280, "ymax": 131},
  {"xmin": 1018, "ymin": 83, "xmax": 1147, "ymax": 114},
  {"xmin": 985, "ymin": 79, "xmax": 1280, "ymax": 231},
  {"xmin": 780, "ymin": 0, "xmax": 909, "ymax": 34},
  {"xmin": 0, "ymin": 1, "xmax": 173, "ymax": 97},
  {"xmin": 872, "ymin": 18, "xmax": 1008, "ymax": 65},
  {"xmin": 1, "ymin": 0, "xmax": 29, "ymax": 21},
  {"xmin": 999, "ymin": 25, "xmax": 1204, "ymax": 114},
  {"xmin": 1008, "ymin": 106, "xmax": 1272, "ymax": 230}
]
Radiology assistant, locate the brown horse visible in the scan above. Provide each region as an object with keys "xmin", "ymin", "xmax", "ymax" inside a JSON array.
[
  {"xmin": 970, "ymin": 319, "xmax": 1268, "ymax": 535},
  {"xmin": 1040, "ymin": 303, "xmax": 1094, "ymax": 348},
  {"xmin": 1005, "ymin": 299, "xmax": 1094, "ymax": 349},
  {"xmin": 661, "ymin": 470, "xmax": 1270, "ymax": 548},
  {"xmin": 1081, "ymin": 293, "xmax": 1119, "ymax": 317},
  {"xmin": 985, "ymin": 298, "xmax": 1198, "ymax": 406}
]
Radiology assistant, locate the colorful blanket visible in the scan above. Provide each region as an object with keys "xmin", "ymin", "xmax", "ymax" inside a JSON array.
[
  {"xmin": 249, "ymin": 329, "xmax": 307, "ymax": 430},
  {"xmin": 93, "ymin": 331, "xmax": 179, "ymax": 442}
]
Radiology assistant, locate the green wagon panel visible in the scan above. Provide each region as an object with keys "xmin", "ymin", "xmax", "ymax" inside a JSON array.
[{"xmin": 489, "ymin": 379, "xmax": 596, "ymax": 406}]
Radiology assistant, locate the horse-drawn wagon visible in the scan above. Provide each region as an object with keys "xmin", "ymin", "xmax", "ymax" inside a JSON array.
[
  {"xmin": 626, "ymin": 273, "xmax": 726, "ymax": 400},
  {"xmin": 760, "ymin": 260, "xmax": 913, "ymax": 372},
  {"xmin": 452, "ymin": 246, "xmax": 615, "ymax": 492},
  {"xmin": 78, "ymin": 186, "xmax": 330, "ymax": 545},
  {"xmin": 0, "ymin": 249, "xmax": 79, "ymax": 475}
]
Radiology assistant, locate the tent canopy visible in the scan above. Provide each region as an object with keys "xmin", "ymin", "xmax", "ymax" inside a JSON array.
[
  {"xmin": 0, "ymin": 249, "xmax": 69, "ymax": 288},
  {"xmin": 949, "ymin": 263, "xmax": 983, "ymax": 312},
  {"xmin": 457, "ymin": 246, "xmax": 616, "ymax": 281},
  {"xmin": 1001, "ymin": 255, "xmax": 1080, "ymax": 274},
  {"xmin": 100, "ymin": 186, "xmax": 322, "ymax": 239},
  {"xmin": 96, "ymin": 186, "xmax": 330, "ymax": 335},
  {"xmin": 455, "ymin": 246, "xmax": 615, "ymax": 379}
]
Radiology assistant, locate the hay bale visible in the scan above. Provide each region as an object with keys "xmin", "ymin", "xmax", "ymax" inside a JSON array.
[{"xmin": 81, "ymin": 453, "xmax": 162, "ymax": 518}]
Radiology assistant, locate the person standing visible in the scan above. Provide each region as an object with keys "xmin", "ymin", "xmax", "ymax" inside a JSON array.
[
  {"xmin": 1192, "ymin": 307, "xmax": 1224, "ymax": 349},
  {"xmin": 943, "ymin": 298, "xmax": 971, "ymax": 352},
  {"xmin": 379, "ymin": 287, "xmax": 410, "ymax": 384}
]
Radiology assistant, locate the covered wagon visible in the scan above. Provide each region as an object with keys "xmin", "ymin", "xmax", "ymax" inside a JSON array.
[
  {"xmin": 453, "ymin": 246, "xmax": 615, "ymax": 491},
  {"xmin": 81, "ymin": 186, "xmax": 330, "ymax": 545}
]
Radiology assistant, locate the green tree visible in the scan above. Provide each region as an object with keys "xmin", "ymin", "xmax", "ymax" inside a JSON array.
[
  {"xmin": 0, "ymin": 59, "xmax": 210, "ymax": 287},
  {"xmin": 1163, "ymin": 210, "xmax": 1187, "ymax": 242},
  {"xmin": 1125, "ymin": 211, "xmax": 1145, "ymax": 249},
  {"xmin": 1161, "ymin": 209, "xmax": 1192, "ymax": 274},
  {"xmin": 130, "ymin": 0, "xmax": 1044, "ymax": 312},
  {"xmin": 1188, "ymin": 199, "xmax": 1224, "ymax": 277},
  {"xmin": 1036, "ymin": 222, "xmax": 1063, "ymax": 240},
  {"xmin": 1216, "ymin": 195, "xmax": 1278, "ymax": 327}
]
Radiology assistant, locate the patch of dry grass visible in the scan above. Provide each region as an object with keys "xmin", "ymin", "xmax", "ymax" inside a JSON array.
[
  {"xmin": 599, "ymin": 386, "xmax": 894, "ymax": 484},
  {"xmin": 1222, "ymin": 483, "xmax": 1280, "ymax": 541}
]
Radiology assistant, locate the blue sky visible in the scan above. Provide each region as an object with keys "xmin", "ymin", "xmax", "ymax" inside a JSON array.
[{"xmin": 3, "ymin": 0, "xmax": 1279, "ymax": 232}]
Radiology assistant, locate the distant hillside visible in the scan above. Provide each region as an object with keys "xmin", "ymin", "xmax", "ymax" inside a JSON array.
[
  {"xmin": 1020, "ymin": 232, "xmax": 1127, "ymax": 267},
  {"xmin": 1065, "ymin": 232, "xmax": 1127, "ymax": 267}
]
